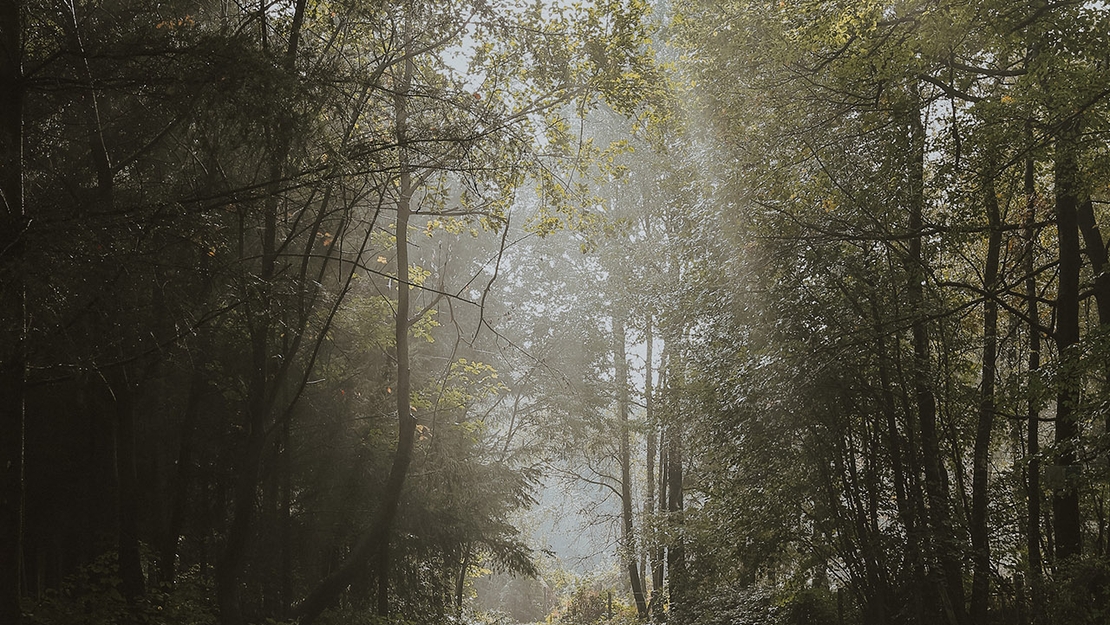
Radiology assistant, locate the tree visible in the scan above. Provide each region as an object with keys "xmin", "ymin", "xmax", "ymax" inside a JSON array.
[{"xmin": 0, "ymin": 0, "xmax": 24, "ymax": 621}]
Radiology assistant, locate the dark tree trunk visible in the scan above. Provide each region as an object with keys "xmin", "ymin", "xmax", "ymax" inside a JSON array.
[
  {"xmin": 280, "ymin": 417, "xmax": 292, "ymax": 619},
  {"xmin": 615, "ymin": 319, "xmax": 648, "ymax": 618},
  {"xmin": 970, "ymin": 170, "xmax": 1002, "ymax": 623},
  {"xmin": 293, "ymin": 52, "xmax": 417, "ymax": 625},
  {"xmin": 0, "ymin": 0, "xmax": 24, "ymax": 620},
  {"xmin": 1077, "ymin": 196, "xmax": 1110, "ymax": 324},
  {"xmin": 108, "ymin": 365, "xmax": 146, "ymax": 602},
  {"xmin": 1023, "ymin": 149, "xmax": 1044, "ymax": 624},
  {"xmin": 374, "ymin": 48, "xmax": 416, "ymax": 620},
  {"xmin": 159, "ymin": 370, "xmax": 204, "ymax": 585},
  {"xmin": 905, "ymin": 96, "xmax": 965, "ymax": 625},
  {"xmin": 666, "ymin": 426, "xmax": 684, "ymax": 605},
  {"xmin": 216, "ymin": 5, "xmax": 309, "ymax": 621},
  {"xmin": 1052, "ymin": 124, "xmax": 1082, "ymax": 561},
  {"xmin": 454, "ymin": 543, "xmax": 470, "ymax": 616},
  {"xmin": 878, "ymin": 349, "xmax": 914, "ymax": 620},
  {"xmin": 1076, "ymin": 195, "xmax": 1110, "ymax": 551},
  {"xmin": 664, "ymin": 335, "xmax": 685, "ymax": 611},
  {"xmin": 645, "ymin": 314, "xmax": 663, "ymax": 612}
]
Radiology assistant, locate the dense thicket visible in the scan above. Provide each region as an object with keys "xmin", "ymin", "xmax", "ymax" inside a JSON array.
[
  {"xmin": 0, "ymin": 0, "xmax": 659, "ymax": 624},
  {"xmin": 650, "ymin": 1, "xmax": 1110, "ymax": 624}
]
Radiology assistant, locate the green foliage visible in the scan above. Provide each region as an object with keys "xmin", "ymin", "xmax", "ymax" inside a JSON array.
[
  {"xmin": 679, "ymin": 585, "xmax": 840, "ymax": 625},
  {"xmin": 315, "ymin": 607, "xmax": 416, "ymax": 625},
  {"xmin": 1043, "ymin": 557, "xmax": 1110, "ymax": 625},
  {"xmin": 779, "ymin": 588, "xmax": 839, "ymax": 625},
  {"xmin": 548, "ymin": 583, "xmax": 636, "ymax": 625},
  {"xmin": 681, "ymin": 584, "xmax": 781, "ymax": 625},
  {"xmin": 24, "ymin": 552, "xmax": 215, "ymax": 625}
]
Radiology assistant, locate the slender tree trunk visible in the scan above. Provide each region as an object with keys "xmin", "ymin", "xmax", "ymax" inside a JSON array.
[
  {"xmin": 876, "ymin": 326, "xmax": 916, "ymax": 623},
  {"xmin": 1023, "ymin": 149, "xmax": 1044, "ymax": 624},
  {"xmin": 1077, "ymin": 197, "xmax": 1110, "ymax": 322},
  {"xmin": 655, "ymin": 344, "xmax": 669, "ymax": 620},
  {"xmin": 905, "ymin": 96, "xmax": 965, "ymax": 625},
  {"xmin": 216, "ymin": 4, "xmax": 308, "ymax": 619},
  {"xmin": 0, "ymin": 0, "xmax": 24, "ymax": 619},
  {"xmin": 107, "ymin": 365, "xmax": 146, "ymax": 602},
  {"xmin": 280, "ymin": 416, "xmax": 292, "ymax": 619},
  {"xmin": 217, "ymin": 122, "xmax": 283, "ymax": 621},
  {"xmin": 970, "ymin": 170, "xmax": 1002, "ymax": 623},
  {"xmin": 645, "ymin": 314, "xmax": 662, "ymax": 609},
  {"xmin": 455, "ymin": 543, "xmax": 470, "ymax": 616},
  {"xmin": 615, "ymin": 319, "xmax": 648, "ymax": 618},
  {"xmin": 1052, "ymin": 124, "xmax": 1082, "ymax": 561},
  {"xmin": 216, "ymin": 388, "xmax": 268, "ymax": 625},
  {"xmin": 374, "ymin": 46, "xmax": 417, "ymax": 619},
  {"xmin": 1076, "ymin": 195, "xmax": 1110, "ymax": 547},
  {"xmin": 293, "ymin": 51, "xmax": 417, "ymax": 625},
  {"xmin": 71, "ymin": 7, "xmax": 148, "ymax": 604},
  {"xmin": 665, "ymin": 423, "xmax": 684, "ymax": 607},
  {"xmin": 664, "ymin": 338, "xmax": 685, "ymax": 611},
  {"xmin": 160, "ymin": 370, "xmax": 204, "ymax": 585}
]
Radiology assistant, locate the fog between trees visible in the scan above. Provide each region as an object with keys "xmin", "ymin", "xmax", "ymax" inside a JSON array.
[{"xmin": 3, "ymin": 1, "xmax": 1110, "ymax": 624}]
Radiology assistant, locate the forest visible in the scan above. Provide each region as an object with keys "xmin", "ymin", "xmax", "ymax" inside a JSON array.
[{"xmin": 2, "ymin": 0, "xmax": 1110, "ymax": 624}]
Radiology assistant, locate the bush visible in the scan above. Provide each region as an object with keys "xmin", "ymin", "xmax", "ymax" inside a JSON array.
[
  {"xmin": 1043, "ymin": 556, "xmax": 1110, "ymax": 625},
  {"xmin": 780, "ymin": 588, "xmax": 838, "ymax": 625},
  {"xmin": 23, "ymin": 552, "xmax": 216, "ymax": 625}
]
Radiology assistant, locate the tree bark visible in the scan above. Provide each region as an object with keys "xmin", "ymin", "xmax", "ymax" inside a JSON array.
[
  {"xmin": 216, "ymin": 5, "xmax": 308, "ymax": 621},
  {"xmin": 665, "ymin": 423, "xmax": 684, "ymax": 607},
  {"xmin": 293, "ymin": 50, "xmax": 417, "ymax": 625},
  {"xmin": 160, "ymin": 369, "xmax": 204, "ymax": 585},
  {"xmin": 615, "ymin": 318, "xmax": 648, "ymax": 618},
  {"xmin": 664, "ymin": 336, "xmax": 685, "ymax": 611},
  {"xmin": 454, "ymin": 543, "xmax": 471, "ymax": 617},
  {"xmin": 0, "ymin": 0, "xmax": 24, "ymax": 619},
  {"xmin": 644, "ymin": 314, "xmax": 662, "ymax": 610},
  {"xmin": 1052, "ymin": 123, "xmax": 1082, "ymax": 561},
  {"xmin": 107, "ymin": 365, "xmax": 146, "ymax": 602},
  {"xmin": 1077, "ymin": 196, "xmax": 1110, "ymax": 324},
  {"xmin": 970, "ymin": 169, "xmax": 1002, "ymax": 623},
  {"xmin": 876, "ymin": 324, "xmax": 918, "ymax": 623},
  {"xmin": 905, "ymin": 95, "xmax": 965, "ymax": 625},
  {"xmin": 1023, "ymin": 148, "xmax": 1044, "ymax": 623}
]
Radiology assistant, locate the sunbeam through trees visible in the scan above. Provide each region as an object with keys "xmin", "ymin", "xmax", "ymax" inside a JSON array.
[{"xmin": 3, "ymin": 1, "xmax": 1110, "ymax": 624}]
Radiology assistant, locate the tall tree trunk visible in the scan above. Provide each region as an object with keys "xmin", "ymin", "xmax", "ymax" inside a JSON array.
[
  {"xmin": 0, "ymin": 0, "xmax": 24, "ymax": 619},
  {"xmin": 293, "ymin": 51, "xmax": 417, "ymax": 625},
  {"xmin": 1052, "ymin": 124, "xmax": 1082, "ymax": 561},
  {"xmin": 374, "ymin": 46, "xmax": 417, "ymax": 619},
  {"xmin": 454, "ymin": 543, "xmax": 471, "ymax": 617},
  {"xmin": 217, "ymin": 120, "xmax": 284, "ymax": 623},
  {"xmin": 665, "ymin": 422, "xmax": 684, "ymax": 608},
  {"xmin": 106, "ymin": 365, "xmax": 146, "ymax": 602},
  {"xmin": 905, "ymin": 96, "xmax": 965, "ymax": 625},
  {"xmin": 970, "ymin": 170, "xmax": 1002, "ymax": 623},
  {"xmin": 160, "ymin": 369, "xmax": 204, "ymax": 585},
  {"xmin": 1024, "ymin": 148, "xmax": 1045, "ymax": 624},
  {"xmin": 664, "ymin": 338, "xmax": 685, "ymax": 612},
  {"xmin": 656, "ymin": 345, "xmax": 669, "ymax": 614},
  {"xmin": 615, "ymin": 318, "xmax": 648, "ymax": 618},
  {"xmin": 645, "ymin": 314, "xmax": 662, "ymax": 610},
  {"xmin": 280, "ymin": 416, "xmax": 292, "ymax": 619},
  {"xmin": 216, "ymin": 4, "xmax": 308, "ymax": 620},
  {"xmin": 876, "ymin": 323, "xmax": 918, "ymax": 623},
  {"xmin": 1076, "ymin": 195, "xmax": 1110, "ymax": 552},
  {"xmin": 1077, "ymin": 196, "xmax": 1110, "ymax": 323}
]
